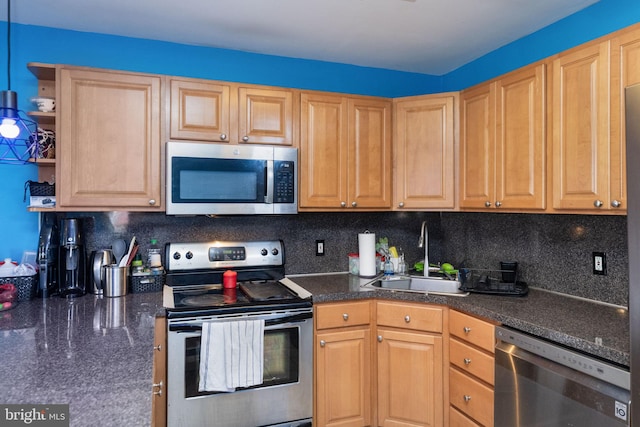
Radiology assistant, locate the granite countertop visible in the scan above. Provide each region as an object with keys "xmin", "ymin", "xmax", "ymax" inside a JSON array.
[
  {"xmin": 0, "ymin": 291, "xmax": 164, "ymax": 427},
  {"xmin": 288, "ymin": 272, "xmax": 630, "ymax": 367}
]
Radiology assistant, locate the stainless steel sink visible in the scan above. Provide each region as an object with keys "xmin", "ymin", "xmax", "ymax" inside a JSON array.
[{"xmin": 363, "ymin": 275, "xmax": 468, "ymax": 296}]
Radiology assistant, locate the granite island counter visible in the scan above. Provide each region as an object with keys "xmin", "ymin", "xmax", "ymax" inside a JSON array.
[
  {"xmin": 288, "ymin": 272, "xmax": 630, "ymax": 367},
  {"xmin": 0, "ymin": 292, "xmax": 164, "ymax": 427}
]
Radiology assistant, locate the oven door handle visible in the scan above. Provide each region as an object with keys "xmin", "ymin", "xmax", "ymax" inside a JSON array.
[{"xmin": 169, "ymin": 312, "xmax": 312, "ymax": 332}]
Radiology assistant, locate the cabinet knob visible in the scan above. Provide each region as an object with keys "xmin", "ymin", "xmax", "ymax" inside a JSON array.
[
  {"xmin": 464, "ymin": 358, "xmax": 472, "ymax": 365},
  {"xmin": 377, "ymin": 335, "xmax": 383, "ymax": 342},
  {"xmin": 484, "ymin": 201, "xmax": 492, "ymax": 208},
  {"xmin": 242, "ymin": 136, "xmax": 249, "ymax": 142},
  {"xmin": 220, "ymin": 133, "xmax": 227, "ymax": 141},
  {"xmin": 495, "ymin": 201, "xmax": 502, "ymax": 207},
  {"xmin": 343, "ymin": 313, "xmax": 349, "ymax": 321},
  {"xmin": 594, "ymin": 199, "xmax": 604, "ymax": 208},
  {"xmin": 341, "ymin": 201, "xmax": 347, "ymax": 208},
  {"xmin": 463, "ymin": 395, "xmax": 472, "ymax": 402},
  {"xmin": 463, "ymin": 326, "xmax": 471, "ymax": 334},
  {"xmin": 611, "ymin": 200, "xmax": 622, "ymax": 208},
  {"xmin": 398, "ymin": 202, "xmax": 404, "ymax": 208},
  {"xmin": 320, "ymin": 340, "xmax": 326, "ymax": 347},
  {"xmin": 351, "ymin": 201, "xmax": 357, "ymax": 208},
  {"xmin": 148, "ymin": 199, "xmax": 156, "ymax": 206},
  {"xmin": 404, "ymin": 315, "xmax": 411, "ymax": 323},
  {"xmin": 154, "ymin": 344, "xmax": 162, "ymax": 351},
  {"xmin": 153, "ymin": 380, "xmax": 163, "ymax": 396}
]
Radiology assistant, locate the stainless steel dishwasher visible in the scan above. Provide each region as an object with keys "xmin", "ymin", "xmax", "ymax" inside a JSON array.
[{"xmin": 495, "ymin": 326, "xmax": 631, "ymax": 426}]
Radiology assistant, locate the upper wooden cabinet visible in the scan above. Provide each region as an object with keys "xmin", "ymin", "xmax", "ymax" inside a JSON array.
[
  {"xmin": 551, "ymin": 42, "xmax": 612, "ymax": 211},
  {"xmin": 393, "ymin": 93, "xmax": 458, "ymax": 210},
  {"xmin": 58, "ymin": 66, "xmax": 163, "ymax": 210},
  {"xmin": 169, "ymin": 78, "xmax": 231, "ymax": 142},
  {"xmin": 300, "ymin": 92, "xmax": 392, "ymax": 210},
  {"xmin": 169, "ymin": 77, "xmax": 296, "ymax": 146},
  {"xmin": 460, "ymin": 63, "xmax": 546, "ymax": 211}
]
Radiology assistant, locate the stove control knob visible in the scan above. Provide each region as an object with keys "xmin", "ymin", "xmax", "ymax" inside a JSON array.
[
  {"xmin": 173, "ymin": 252, "xmax": 181, "ymax": 260},
  {"xmin": 186, "ymin": 251, "xmax": 193, "ymax": 260},
  {"xmin": 261, "ymin": 248, "xmax": 268, "ymax": 256},
  {"xmin": 272, "ymin": 248, "xmax": 279, "ymax": 256}
]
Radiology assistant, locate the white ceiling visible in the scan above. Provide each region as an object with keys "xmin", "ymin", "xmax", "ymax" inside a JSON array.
[{"xmin": 6, "ymin": 0, "xmax": 600, "ymax": 75}]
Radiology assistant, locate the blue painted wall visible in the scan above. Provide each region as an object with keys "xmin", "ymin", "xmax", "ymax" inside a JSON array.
[{"xmin": 0, "ymin": 0, "xmax": 638, "ymax": 260}]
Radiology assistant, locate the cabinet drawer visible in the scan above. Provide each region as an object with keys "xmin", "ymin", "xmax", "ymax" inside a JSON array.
[
  {"xmin": 450, "ymin": 367, "xmax": 494, "ymax": 427},
  {"xmin": 450, "ymin": 406, "xmax": 483, "ymax": 427},
  {"xmin": 376, "ymin": 301, "xmax": 442, "ymax": 333},
  {"xmin": 450, "ymin": 310, "xmax": 495, "ymax": 353},
  {"xmin": 450, "ymin": 337, "xmax": 495, "ymax": 385},
  {"xmin": 316, "ymin": 301, "xmax": 371, "ymax": 330}
]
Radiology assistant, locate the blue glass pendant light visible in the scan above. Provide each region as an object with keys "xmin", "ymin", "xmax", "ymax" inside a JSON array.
[{"xmin": 0, "ymin": 0, "xmax": 37, "ymax": 164}]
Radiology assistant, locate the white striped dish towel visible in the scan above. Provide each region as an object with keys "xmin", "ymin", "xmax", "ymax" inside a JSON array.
[{"xmin": 198, "ymin": 319, "xmax": 265, "ymax": 392}]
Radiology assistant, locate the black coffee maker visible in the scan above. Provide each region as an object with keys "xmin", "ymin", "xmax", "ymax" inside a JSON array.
[
  {"xmin": 37, "ymin": 212, "xmax": 59, "ymax": 297},
  {"xmin": 58, "ymin": 218, "xmax": 86, "ymax": 297}
]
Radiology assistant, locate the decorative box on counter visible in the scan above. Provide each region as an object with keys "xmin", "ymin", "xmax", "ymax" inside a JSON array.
[
  {"xmin": 0, "ymin": 274, "xmax": 37, "ymax": 301},
  {"xmin": 130, "ymin": 273, "xmax": 165, "ymax": 293}
]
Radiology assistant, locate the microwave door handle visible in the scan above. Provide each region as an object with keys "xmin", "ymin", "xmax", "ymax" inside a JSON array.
[{"xmin": 265, "ymin": 160, "xmax": 274, "ymax": 204}]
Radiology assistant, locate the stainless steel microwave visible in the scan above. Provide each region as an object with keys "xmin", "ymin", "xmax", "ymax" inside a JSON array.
[{"xmin": 166, "ymin": 142, "xmax": 298, "ymax": 215}]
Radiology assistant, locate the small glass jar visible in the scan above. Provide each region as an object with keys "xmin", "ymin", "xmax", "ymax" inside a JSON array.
[{"xmin": 348, "ymin": 253, "xmax": 360, "ymax": 275}]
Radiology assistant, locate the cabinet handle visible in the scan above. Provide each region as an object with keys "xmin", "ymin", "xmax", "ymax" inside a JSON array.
[
  {"xmin": 320, "ymin": 340, "xmax": 326, "ymax": 347},
  {"xmin": 484, "ymin": 201, "xmax": 491, "ymax": 208},
  {"xmin": 341, "ymin": 201, "xmax": 347, "ymax": 208},
  {"xmin": 153, "ymin": 380, "xmax": 163, "ymax": 396},
  {"xmin": 242, "ymin": 136, "xmax": 249, "ymax": 142},
  {"xmin": 398, "ymin": 202, "xmax": 404, "ymax": 208},
  {"xmin": 463, "ymin": 326, "xmax": 471, "ymax": 334},
  {"xmin": 463, "ymin": 395, "xmax": 472, "ymax": 402},
  {"xmin": 464, "ymin": 358, "xmax": 472, "ymax": 365},
  {"xmin": 594, "ymin": 199, "xmax": 604, "ymax": 208},
  {"xmin": 377, "ymin": 335, "xmax": 383, "ymax": 342},
  {"xmin": 343, "ymin": 313, "xmax": 349, "ymax": 321},
  {"xmin": 351, "ymin": 201, "xmax": 357, "ymax": 208},
  {"xmin": 404, "ymin": 315, "xmax": 411, "ymax": 323},
  {"xmin": 154, "ymin": 344, "xmax": 162, "ymax": 351},
  {"xmin": 612, "ymin": 200, "xmax": 622, "ymax": 208},
  {"xmin": 220, "ymin": 133, "xmax": 227, "ymax": 140},
  {"xmin": 148, "ymin": 199, "xmax": 156, "ymax": 206},
  {"xmin": 495, "ymin": 201, "xmax": 502, "ymax": 207}
]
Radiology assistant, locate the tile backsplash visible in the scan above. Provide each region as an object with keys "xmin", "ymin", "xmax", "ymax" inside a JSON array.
[{"xmin": 61, "ymin": 210, "xmax": 628, "ymax": 307}]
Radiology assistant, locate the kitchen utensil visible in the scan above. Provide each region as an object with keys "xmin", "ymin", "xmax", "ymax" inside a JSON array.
[
  {"xmin": 111, "ymin": 239, "xmax": 127, "ymax": 265},
  {"xmin": 102, "ymin": 264, "xmax": 129, "ymax": 297},
  {"xmin": 119, "ymin": 236, "xmax": 137, "ymax": 267},
  {"xmin": 89, "ymin": 249, "xmax": 116, "ymax": 295}
]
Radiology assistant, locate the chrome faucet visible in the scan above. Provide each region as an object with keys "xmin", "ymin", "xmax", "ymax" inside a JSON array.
[{"xmin": 418, "ymin": 221, "xmax": 429, "ymax": 277}]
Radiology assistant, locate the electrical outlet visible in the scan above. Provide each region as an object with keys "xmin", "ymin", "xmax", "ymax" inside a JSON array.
[
  {"xmin": 593, "ymin": 252, "xmax": 607, "ymax": 275},
  {"xmin": 316, "ymin": 240, "xmax": 325, "ymax": 256}
]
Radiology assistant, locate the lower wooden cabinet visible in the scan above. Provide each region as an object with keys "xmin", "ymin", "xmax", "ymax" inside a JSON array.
[
  {"xmin": 448, "ymin": 310, "xmax": 496, "ymax": 427},
  {"xmin": 151, "ymin": 316, "xmax": 167, "ymax": 427},
  {"xmin": 315, "ymin": 301, "xmax": 373, "ymax": 427}
]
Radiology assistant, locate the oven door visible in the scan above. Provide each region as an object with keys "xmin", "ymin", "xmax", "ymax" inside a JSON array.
[{"xmin": 167, "ymin": 308, "xmax": 313, "ymax": 427}]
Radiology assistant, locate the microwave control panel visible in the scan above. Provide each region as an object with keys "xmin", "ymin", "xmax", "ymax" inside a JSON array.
[{"xmin": 274, "ymin": 160, "xmax": 295, "ymax": 203}]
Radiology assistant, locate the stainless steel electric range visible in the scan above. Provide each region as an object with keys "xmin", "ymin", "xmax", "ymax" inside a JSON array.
[{"xmin": 163, "ymin": 240, "xmax": 313, "ymax": 427}]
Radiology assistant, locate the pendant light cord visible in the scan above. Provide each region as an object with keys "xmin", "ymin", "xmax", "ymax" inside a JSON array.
[{"xmin": 6, "ymin": 0, "xmax": 10, "ymax": 90}]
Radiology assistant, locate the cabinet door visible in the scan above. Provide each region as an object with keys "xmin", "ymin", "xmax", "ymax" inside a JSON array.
[
  {"xmin": 552, "ymin": 42, "xmax": 611, "ymax": 210},
  {"xmin": 169, "ymin": 78, "xmax": 231, "ymax": 142},
  {"xmin": 609, "ymin": 27, "xmax": 640, "ymax": 212},
  {"xmin": 58, "ymin": 68, "xmax": 163, "ymax": 209},
  {"xmin": 316, "ymin": 328, "xmax": 372, "ymax": 427},
  {"xmin": 394, "ymin": 94, "xmax": 456, "ymax": 210},
  {"xmin": 151, "ymin": 317, "xmax": 166, "ymax": 427},
  {"xmin": 377, "ymin": 328, "xmax": 443, "ymax": 427},
  {"xmin": 460, "ymin": 83, "xmax": 495, "ymax": 209},
  {"xmin": 495, "ymin": 63, "xmax": 546, "ymax": 210},
  {"xmin": 299, "ymin": 93, "xmax": 349, "ymax": 208},
  {"xmin": 348, "ymin": 98, "xmax": 392, "ymax": 209},
  {"xmin": 238, "ymin": 87, "xmax": 295, "ymax": 145}
]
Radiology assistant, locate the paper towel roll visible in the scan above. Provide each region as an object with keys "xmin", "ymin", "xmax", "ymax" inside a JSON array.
[{"xmin": 358, "ymin": 232, "xmax": 377, "ymax": 278}]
